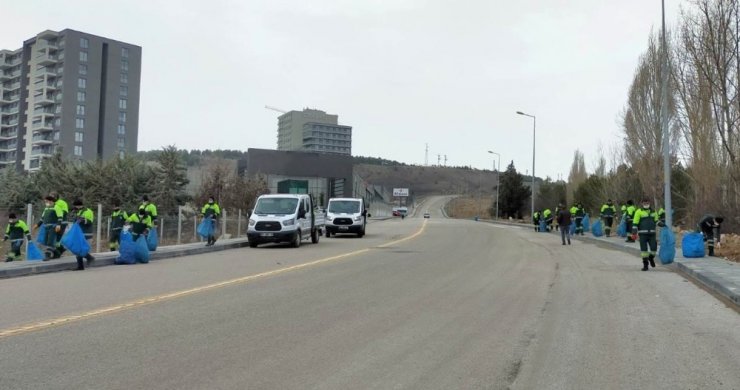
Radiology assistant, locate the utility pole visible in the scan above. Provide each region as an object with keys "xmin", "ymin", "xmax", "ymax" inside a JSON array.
[
  {"xmin": 437, "ymin": 154, "xmax": 441, "ymax": 166},
  {"xmin": 661, "ymin": 0, "xmax": 672, "ymax": 228},
  {"xmin": 425, "ymin": 143, "xmax": 429, "ymax": 166},
  {"xmin": 444, "ymin": 155, "xmax": 447, "ymax": 166}
]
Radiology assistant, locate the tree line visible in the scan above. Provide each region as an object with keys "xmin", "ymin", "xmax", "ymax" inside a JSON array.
[
  {"xmin": 0, "ymin": 146, "xmax": 268, "ymax": 218},
  {"xmin": 496, "ymin": 0, "xmax": 740, "ymax": 231}
]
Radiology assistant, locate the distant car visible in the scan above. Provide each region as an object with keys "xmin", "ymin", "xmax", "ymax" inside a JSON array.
[
  {"xmin": 423, "ymin": 212, "xmax": 430, "ymax": 219},
  {"xmin": 392, "ymin": 210, "xmax": 401, "ymax": 216}
]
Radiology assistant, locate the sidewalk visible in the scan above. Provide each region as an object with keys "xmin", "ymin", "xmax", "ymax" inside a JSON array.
[
  {"xmin": 481, "ymin": 219, "xmax": 740, "ymax": 309},
  {"xmin": 0, "ymin": 238, "xmax": 250, "ymax": 279}
]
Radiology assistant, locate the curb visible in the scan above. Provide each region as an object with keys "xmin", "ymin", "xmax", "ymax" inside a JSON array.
[
  {"xmin": 478, "ymin": 219, "xmax": 740, "ymax": 309},
  {"xmin": 0, "ymin": 238, "xmax": 250, "ymax": 279}
]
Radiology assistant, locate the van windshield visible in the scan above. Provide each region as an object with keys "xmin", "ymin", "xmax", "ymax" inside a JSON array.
[
  {"xmin": 329, "ymin": 200, "xmax": 361, "ymax": 214},
  {"xmin": 254, "ymin": 198, "xmax": 299, "ymax": 215}
]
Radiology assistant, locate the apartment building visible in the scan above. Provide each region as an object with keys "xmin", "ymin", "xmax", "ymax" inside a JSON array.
[
  {"xmin": 276, "ymin": 108, "xmax": 352, "ymax": 156},
  {"xmin": 0, "ymin": 29, "xmax": 141, "ymax": 171}
]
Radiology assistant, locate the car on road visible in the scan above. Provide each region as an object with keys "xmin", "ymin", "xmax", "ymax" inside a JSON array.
[
  {"xmin": 423, "ymin": 212, "xmax": 430, "ymax": 218},
  {"xmin": 247, "ymin": 194, "xmax": 324, "ymax": 248},
  {"xmin": 325, "ymin": 197, "xmax": 370, "ymax": 238}
]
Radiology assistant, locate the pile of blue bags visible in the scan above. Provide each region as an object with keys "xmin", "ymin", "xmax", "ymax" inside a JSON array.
[
  {"xmin": 115, "ymin": 230, "xmax": 150, "ymax": 264},
  {"xmin": 60, "ymin": 223, "xmax": 90, "ymax": 257},
  {"xmin": 582, "ymin": 214, "xmax": 590, "ymax": 232}
]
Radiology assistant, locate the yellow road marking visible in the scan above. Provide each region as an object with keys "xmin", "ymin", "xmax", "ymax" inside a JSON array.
[{"xmin": 0, "ymin": 220, "xmax": 428, "ymax": 340}]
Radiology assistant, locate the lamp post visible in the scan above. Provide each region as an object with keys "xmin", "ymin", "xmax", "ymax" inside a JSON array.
[
  {"xmin": 661, "ymin": 0, "xmax": 672, "ymax": 228},
  {"xmin": 488, "ymin": 150, "xmax": 501, "ymax": 219},
  {"xmin": 516, "ymin": 111, "xmax": 536, "ymax": 219}
]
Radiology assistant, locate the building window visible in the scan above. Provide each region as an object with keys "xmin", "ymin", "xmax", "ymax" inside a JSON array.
[
  {"xmin": 76, "ymin": 105, "xmax": 85, "ymax": 115},
  {"xmin": 121, "ymin": 60, "xmax": 128, "ymax": 72},
  {"xmin": 77, "ymin": 91, "xmax": 86, "ymax": 102},
  {"xmin": 119, "ymin": 112, "xmax": 127, "ymax": 123},
  {"xmin": 78, "ymin": 78, "xmax": 86, "ymax": 89},
  {"xmin": 119, "ymin": 150, "xmax": 125, "ymax": 159},
  {"xmin": 55, "ymin": 105, "xmax": 62, "ymax": 114},
  {"xmin": 79, "ymin": 51, "xmax": 88, "ymax": 62},
  {"xmin": 119, "ymin": 99, "xmax": 127, "ymax": 109},
  {"xmin": 120, "ymin": 86, "xmax": 128, "ymax": 97},
  {"xmin": 76, "ymin": 118, "xmax": 84, "ymax": 129},
  {"xmin": 74, "ymin": 145, "xmax": 82, "ymax": 156},
  {"xmin": 75, "ymin": 132, "xmax": 84, "ymax": 142},
  {"xmin": 117, "ymin": 124, "xmax": 126, "ymax": 135},
  {"xmin": 79, "ymin": 64, "xmax": 87, "ymax": 75},
  {"xmin": 121, "ymin": 47, "xmax": 129, "ymax": 58},
  {"xmin": 80, "ymin": 37, "xmax": 89, "ymax": 49},
  {"xmin": 117, "ymin": 138, "xmax": 125, "ymax": 148},
  {"xmin": 120, "ymin": 73, "xmax": 128, "ymax": 84},
  {"xmin": 54, "ymin": 118, "xmax": 61, "ymax": 127}
]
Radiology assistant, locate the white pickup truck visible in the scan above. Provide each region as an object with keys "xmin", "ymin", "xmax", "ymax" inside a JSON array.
[{"xmin": 247, "ymin": 194, "xmax": 325, "ymax": 248}]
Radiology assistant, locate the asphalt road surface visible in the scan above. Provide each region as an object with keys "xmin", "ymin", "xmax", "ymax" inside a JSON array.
[{"xmin": 1, "ymin": 196, "xmax": 739, "ymax": 389}]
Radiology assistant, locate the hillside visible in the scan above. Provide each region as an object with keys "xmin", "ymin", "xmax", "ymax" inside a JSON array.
[{"xmin": 354, "ymin": 163, "xmax": 501, "ymax": 196}]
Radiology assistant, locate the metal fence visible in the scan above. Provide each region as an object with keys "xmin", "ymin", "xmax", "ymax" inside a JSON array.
[{"xmin": 0, "ymin": 204, "xmax": 249, "ymax": 257}]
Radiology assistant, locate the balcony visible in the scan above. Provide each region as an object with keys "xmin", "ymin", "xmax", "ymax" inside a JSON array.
[
  {"xmin": 32, "ymin": 120, "xmax": 54, "ymax": 132},
  {"xmin": 0, "ymin": 141, "xmax": 17, "ymax": 152},
  {"xmin": 32, "ymin": 133, "xmax": 54, "ymax": 144},
  {"xmin": 37, "ymin": 53, "xmax": 58, "ymax": 66},
  {"xmin": 31, "ymin": 146, "xmax": 54, "ymax": 157},
  {"xmin": 35, "ymin": 68, "xmax": 56, "ymax": 80},
  {"xmin": 32, "ymin": 107, "xmax": 55, "ymax": 118},
  {"xmin": 36, "ymin": 41, "xmax": 58, "ymax": 52},
  {"xmin": 0, "ymin": 130, "xmax": 18, "ymax": 139},
  {"xmin": 0, "ymin": 120, "xmax": 19, "ymax": 128},
  {"xmin": 0, "ymin": 72, "xmax": 11, "ymax": 81},
  {"xmin": 34, "ymin": 93, "xmax": 55, "ymax": 106}
]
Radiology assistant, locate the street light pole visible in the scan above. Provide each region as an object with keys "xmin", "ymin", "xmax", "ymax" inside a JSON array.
[
  {"xmin": 661, "ymin": 0, "xmax": 672, "ymax": 228},
  {"xmin": 517, "ymin": 111, "xmax": 536, "ymax": 219},
  {"xmin": 488, "ymin": 150, "xmax": 501, "ymax": 219}
]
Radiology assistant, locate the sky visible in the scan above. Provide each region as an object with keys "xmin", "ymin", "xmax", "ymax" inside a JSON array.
[{"xmin": 2, "ymin": 0, "xmax": 685, "ymax": 180}]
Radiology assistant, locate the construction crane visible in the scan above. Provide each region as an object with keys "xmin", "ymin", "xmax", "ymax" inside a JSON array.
[{"xmin": 265, "ymin": 105, "xmax": 288, "ymax": 114}]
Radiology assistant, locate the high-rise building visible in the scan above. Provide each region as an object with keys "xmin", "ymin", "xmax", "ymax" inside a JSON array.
[
  {"xmin": 0, "ymin": 29, "xmax": 141, "ymax": 171},
  {"xmin": 276, "ymin": 108, "xmax": 352, "ymax": 156}
]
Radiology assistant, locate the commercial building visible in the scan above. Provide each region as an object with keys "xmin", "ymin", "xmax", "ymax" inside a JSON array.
[
  {"xmin": 276, "ymin": 108, "xmax": 352, "ymax": 156},
  {"xmin": 0, "ymin": 29, "xmax": 141, "ymax": 171}
]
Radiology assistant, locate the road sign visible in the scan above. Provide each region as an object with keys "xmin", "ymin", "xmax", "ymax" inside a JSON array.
[{"xmin": 393, "ymin": 188, "xmax": 409, "ymax": 197}]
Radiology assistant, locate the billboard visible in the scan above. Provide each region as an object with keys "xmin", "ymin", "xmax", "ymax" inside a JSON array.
[{"xmin": 393, "ymin": 188, "xmax": 409, "ymax": 197}]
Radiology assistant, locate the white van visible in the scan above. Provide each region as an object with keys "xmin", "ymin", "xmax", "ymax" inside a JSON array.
[
  {"xmin": 247, "ymin": 194, "xmax": 324, "ymax": 248},
  {"xmin": 325, "ymin": 198, "xmax": 370, "ymax": 238}
]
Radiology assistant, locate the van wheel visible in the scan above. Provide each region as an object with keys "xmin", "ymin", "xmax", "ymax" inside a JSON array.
[
  {"xmin": 325, "ymin": 229, "xmax": 331, "ymax": 238},
  {"xmin": 292, "ymin": 231, "xmax": 301, "ymax": 248},
  {"xmin": 249, "ymin": 241, "xmax": 258, "ymax": 248},
  {"xmin": 358, "ymin": 227, "xmax": 365, "ymax": 238},
  {"xmin": 311, "ymin": 229, "xmax": 320, "ymax": 244}
]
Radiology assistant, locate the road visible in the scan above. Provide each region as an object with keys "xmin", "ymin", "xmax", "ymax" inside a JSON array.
[{"xmin": 1, "ymin": 196, "xmax": 739, "ymax": 389}]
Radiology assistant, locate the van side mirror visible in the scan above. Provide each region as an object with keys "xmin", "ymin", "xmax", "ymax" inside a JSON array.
[{"xmin": 367, "ymin": 213, "xmax": 372, "ymax": 218}]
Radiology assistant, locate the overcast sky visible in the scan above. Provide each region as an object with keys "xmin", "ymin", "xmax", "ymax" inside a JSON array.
[{"xmin": 3, "ymin": 0, "xmax": 684, "ymax": 180}]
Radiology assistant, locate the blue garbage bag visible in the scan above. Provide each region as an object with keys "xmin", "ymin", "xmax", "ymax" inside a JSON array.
[
  {"xmin": 197, "ymin": 218, "xmax": 214, "ymax": 238},
  {"xmin": 134, "ymin": 235, "xmax": 150, "ymax": 263},
  {"xmin": 659, "ymin": 228, "xmax": 676, "ymax": 264},
  {"xmin": 60, "ymin": 223, "xmax": 90, "ymax": 257},
  {"xmin": 26, "ymin": 242, "xmax": 44, "ymax": 261},
  {"xmin": 115, "ymin": 231, "xmax": 136, "ymax": 265},
  {"xmin": 616, "ymin": 220, "xmax": 627, "ymax": 237},
  {"xmin": 35, "ymin": 224, "xmax": 47, "ymax": 246},
  {"xmin": 539, "ymin": 220, "xmax": 547, "ymax": 232},
  {"xmin": 592, "ymin": 220, "xmax": 603, "ymax": 237},
  {"xmin": 583, "ymin": 214, "xmax": 590, "ymax": 232},
  {"xmin": 569, "ymin": 221, "xmax": 576, "ymax": 235},
  {"xmin": 147, "ymin": 227, "xmax": 158, "ymax": 251},
  {"xmin": 682, "ymin": 232, "xmax": 705, "ymax": 258}
]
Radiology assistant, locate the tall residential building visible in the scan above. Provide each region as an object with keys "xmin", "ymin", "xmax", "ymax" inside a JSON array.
[
  {"xmin": 0, "ymin": 29, "xmax": 141, "ymax": 171},
  {"xmin": 276, "ymin": 108, "xmax": 352, "ymax": 156}
]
